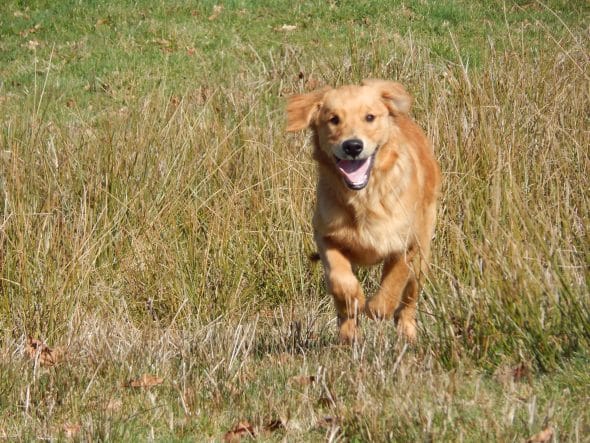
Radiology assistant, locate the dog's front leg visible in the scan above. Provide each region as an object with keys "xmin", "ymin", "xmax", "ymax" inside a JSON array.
[
  {"xmin": 366, "ymin": 252, "xmax": 417, "ymax": 341},
  {"xmin": 316, "ymin": 236, "xmax": 365, "ymax": 344}
]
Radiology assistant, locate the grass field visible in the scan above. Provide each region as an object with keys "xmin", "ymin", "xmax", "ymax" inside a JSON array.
[{"xmin": 1, "ymin": 0, "xmax": 589, "ymax": 440}]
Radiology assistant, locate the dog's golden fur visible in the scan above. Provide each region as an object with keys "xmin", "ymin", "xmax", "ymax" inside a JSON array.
[{"xmin": 287, "ymin": 79, "xmax": 441, "ymax": 343}]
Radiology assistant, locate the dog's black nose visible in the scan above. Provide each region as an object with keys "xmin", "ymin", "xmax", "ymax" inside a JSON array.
[{"xmin": 342, "ymin": 139, "xmax": 363, "ymax": 158}]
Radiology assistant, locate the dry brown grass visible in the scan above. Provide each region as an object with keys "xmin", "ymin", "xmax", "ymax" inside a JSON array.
[{"xmin": 0, "ymin": 3, "xmax": 588, "ymax": 440}]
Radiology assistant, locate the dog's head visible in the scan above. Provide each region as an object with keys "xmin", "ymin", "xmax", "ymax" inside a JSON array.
[{"xmin": 286, "ymin": 79, "xmax": 412, "ymax": 190}]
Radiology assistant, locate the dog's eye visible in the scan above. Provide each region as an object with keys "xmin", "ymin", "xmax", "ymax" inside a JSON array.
[
  {"xmin": 365, "ymin": 114, "xmax": 376, "ymax": 122},
  {"xmin": 329, "ymin": 115, "xmax": 340, "ymax": 125}
]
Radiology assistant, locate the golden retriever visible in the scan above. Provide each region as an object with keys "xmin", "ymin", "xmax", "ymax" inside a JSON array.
[{"xmin": 286, "ymin": 79, "xmax": 440, "ymax": 343}]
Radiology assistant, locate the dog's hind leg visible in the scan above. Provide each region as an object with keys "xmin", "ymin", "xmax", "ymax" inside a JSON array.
[
  {"xmin": 317, "ymin": 237, "xmax": 365, "ymax": 344},
  {"xmin": 394, "ymin": 276, "xmax": 418, "ymax": 341},
  {"xmin": 393, "ymin": 206, "xmax": 437, "ymax": 341}
]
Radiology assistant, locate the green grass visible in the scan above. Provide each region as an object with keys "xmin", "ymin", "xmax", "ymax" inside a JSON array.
[{"xmin": 1, "ymin": 0, "xmax": 589, "ymax": 440}]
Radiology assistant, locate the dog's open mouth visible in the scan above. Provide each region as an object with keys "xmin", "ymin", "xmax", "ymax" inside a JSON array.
[{"xmin": 335, "ymin": 152, "xmax": 376, "ymax": 190}]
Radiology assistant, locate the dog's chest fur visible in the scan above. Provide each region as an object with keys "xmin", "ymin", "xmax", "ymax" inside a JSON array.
[{"xmin": 314, "ymin": 153, "xmax": 419, "ymax": 264}]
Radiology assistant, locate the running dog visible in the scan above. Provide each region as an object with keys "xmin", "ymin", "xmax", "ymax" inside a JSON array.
[{"xmin": 286, "ymin": 79, "xmax": 441, "ymax": 343}]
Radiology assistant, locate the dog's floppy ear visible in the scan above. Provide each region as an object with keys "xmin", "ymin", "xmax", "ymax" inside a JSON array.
[
  {"xmin": 286, "ymin": 88, "xmax": 329, "ymax": 132},
  {"xmin": 362, "ymin": 79, "xmax": 412, "ymax": 115}
]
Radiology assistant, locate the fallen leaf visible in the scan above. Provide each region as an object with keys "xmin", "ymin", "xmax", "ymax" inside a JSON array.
[
  {"xmin": 263, "ymin": 418, "xmax": 285, "ymax": 432},
  {"xmin": 276, "ymin": 24, "xmax": 297, "ymax": 32},
  {"xmin": 153, "ymin": 38, "xmax": 171, "ymax": 48},
  {"xmin": 169, "ymin": 95, "xmax": 181, "ymax": 107},
  {"xmin": 19, "ymin": 24, "xmax": 41, "ymax": 37},
  {"xmin": 512, "ymin": 362, "xmax": 531, "ymax": 382},
  {"xmin": 126, "ymin": 374, "xmax": 163, "ymax": 388},
  {"xmin": 14, "ymin": 11, "xmax": 30, "ymax": 19},
  {"xmin": 209, "ymin": 5, "xmax": 223, "ymax": 21},
  {"xmin": 223, "ymin": 420, "xmax": 255, "ymax": 442},
  {"xmin": 26, "ymin": 337, "xmax": 64, "ymax": 367},
  {"xmin": 289, "ymin": 375, "xmax": 316, "ymax": 386},
  {"xmin": 25, "ymin": 40, "xmax": 40, "ymax": 50},
  {"xmin": 63, "ymin": 423, "xmax": 81, "ymax": 438},
  {"xmin": 317, "ymin": 415, "xmax": 339, "ymax": 429},
  {"xmin": 526, "ymin": 426, "xmax": 553, "ymax": 443},
  {"xmin": 95, "ymin": 18, "xmax": 109, "ymax": 27},
  {"xmin": 494, "ymin": 362, "xmax": 532, "ymax": 385}
]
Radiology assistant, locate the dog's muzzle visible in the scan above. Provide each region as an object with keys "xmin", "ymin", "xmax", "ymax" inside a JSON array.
[{"xmin": 334, "ymin": 141, "xmax": 377, "ymax": 190}]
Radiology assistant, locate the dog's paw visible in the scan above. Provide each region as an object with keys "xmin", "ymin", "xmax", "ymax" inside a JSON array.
[
  {"xmin": 338, "ymin": 318, "xmax": 359, "ymax": 345},
  {"xmin": 396, "ymin": 319, "xmax": 417, "ymax": 342},
  {"xmin": 364, "ymin": 297, "xmax": 394, "ymax": 320}
]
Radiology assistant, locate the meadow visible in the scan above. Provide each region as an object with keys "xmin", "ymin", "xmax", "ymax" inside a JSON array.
[{"xmin": 0, "ymin": 0, "xmax": 588, "ymax": 440}]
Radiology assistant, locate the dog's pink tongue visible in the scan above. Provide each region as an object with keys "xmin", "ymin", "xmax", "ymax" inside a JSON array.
[{"xmin": 337, "ymin": 158, "xmax": 371, "ymax": 185}]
